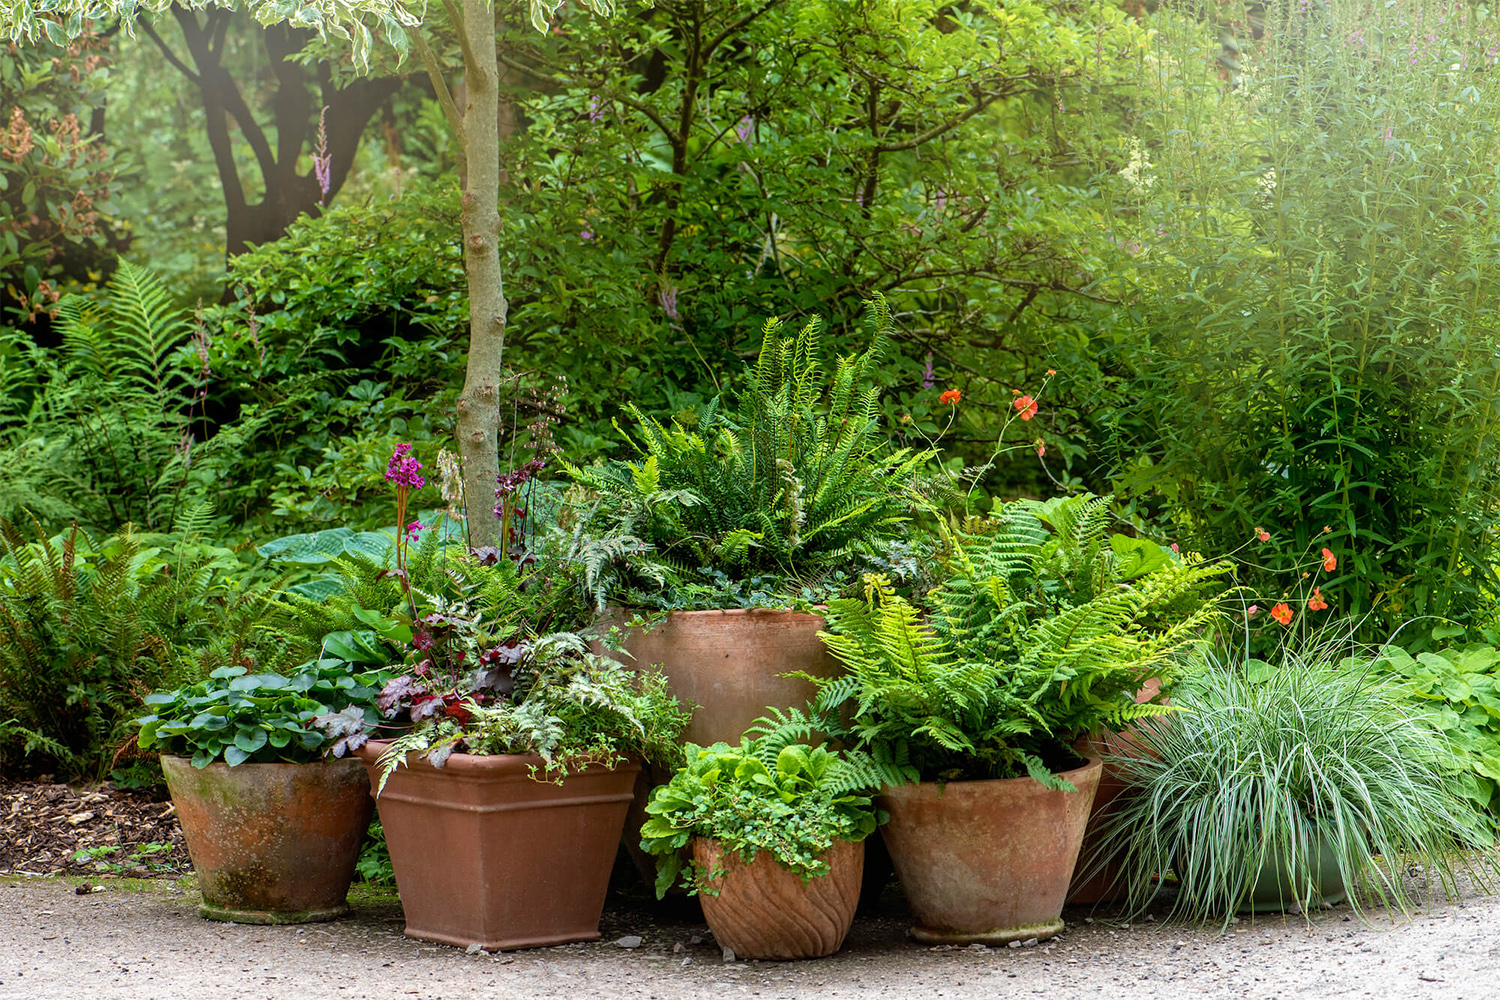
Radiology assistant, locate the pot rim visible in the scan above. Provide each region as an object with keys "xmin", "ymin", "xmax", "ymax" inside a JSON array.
[
  {"xmin": 159, "ymin": 754, "xmax": 363, "ymax": 771},
  {"xmin": 880, "ymin": 756, "xmax": 1103, "ymax": 796},
  {"xmin": 356, "ymin": 740, "xmax": 642, "ymax": 777},
  {"xmin": 602, "ymin": 606, "xmax": 828, "ymax": 622}
]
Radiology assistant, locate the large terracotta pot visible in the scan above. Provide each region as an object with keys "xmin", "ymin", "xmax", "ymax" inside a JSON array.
[
  {"xmin": 599, "ymin": 608, "xmax": 841, "ymax": 747},
  {"xmin": 161, "ymin": 755, "xmax": 373, "ymax": 924},
  {"xmin": 878, "ymin": 758, "xmax": 1102, "ymax": 944},
  {"xmin": 356, "ymin": 741, "xmax": 638, "ymax": 951},
  {"xmin": 693, "ymin": 837, "xmax": 864, "ymax": 960}
]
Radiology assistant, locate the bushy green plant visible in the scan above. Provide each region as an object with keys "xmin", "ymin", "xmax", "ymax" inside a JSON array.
[
  {"xmin": 1095, "ymin": 0, "xmax": 1500, "ymax": 632},
  {"xmin": 761, "ymin": 495, "xmax": 1225, "ymax": 783},
  {"xmin": 1090, "ymin": 654, "xmax": 1489, "ymax": 923},
  {"xmin": 640, "ymin": 740, "xmax": 884, "ymax": 898},
  {"xmin": 565, "ymin": 297, "xmax": 929, "ymax": 611},
  {"xmin": 373, "ymin": 633, "xmax": 689, "ymax": 789},
  {"xmin": 135, "ymin": 657, "xmax": 386, "ymax": 768},
  {"xmin": 1366, "ymin": 640, "xmax": 1500, "ymax": 815},
  {"xmin": 0, "ymin": 515, "xmax": 288, "ymax": 779}
]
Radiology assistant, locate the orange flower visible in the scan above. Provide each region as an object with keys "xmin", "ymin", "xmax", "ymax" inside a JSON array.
[
  {"xmin": 1254, "ymin": 526, "xmax": 1270, "ymax": 542},
  {"xmin": 939, "ymin": 389, "xmax": 962, "ymax": 404},
  {"xmin": 1321, "ymin": 548, "xmax": 1337, "ymax": 572},
  {"xmin": 1308, "ymin": 587, "xmax": 1328, "ymax": 611},
  {"xmin": 1013, "ymin": 395, "xmax": 1038, "ymax": 420},
  {"xmin": 1045, "ymin": 368, "xmax": 1057, "ymax": 377},
  {"xmin": 1271, "ymin": 602, "xmax": 1294, "ymax": 626},
  {"xmin": 1035, "ymin": 437, "xmax": 1046, "ymax": 458}
]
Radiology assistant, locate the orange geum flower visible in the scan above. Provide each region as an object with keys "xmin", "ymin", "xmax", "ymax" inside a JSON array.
[
  {"xmin": 1322, "ymin": 548, "xmax": 1337, "ymax": 572},
  {"xmin": 1255, "ymin": 526, "xmax": 1270, "ymax": 542},
  {"xmin": 1013, "ymin": 395, "xmax": 1038, "ymax": 420},
  {"xmin": 939, "ymin": 389, "xmax": 962, "ymax": 404},
  {"xmin": 1271, "ymin": 602, "xmax": 1294, "ymax": 626},
  {"xmin": 1308, "ymin": 588, "xmax": 1328, "ymax": 611}
]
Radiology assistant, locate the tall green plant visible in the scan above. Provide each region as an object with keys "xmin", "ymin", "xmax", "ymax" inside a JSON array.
[{"xmin": 1097, "ymin": 0, "xmax": 1500, "ymax": 631}]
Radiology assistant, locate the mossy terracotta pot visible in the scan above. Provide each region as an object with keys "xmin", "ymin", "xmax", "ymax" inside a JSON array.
[
  {"xmin": 160, "ymin": 755, "xmax": 373, "ymax": 924},
  {"xmin": 356, "ymin": 741, "xmax": 639, "ymax": 952},
  {"xmin": 878, "ymin": 758, "xmax": 1102, "ymax": 944},
  {"xmin": 693, "ymin": 837, "xmax": 864, "ymax": 960}
]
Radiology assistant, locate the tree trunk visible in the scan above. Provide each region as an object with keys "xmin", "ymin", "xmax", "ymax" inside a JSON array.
[{"xmin": 454, "ymin": 0, "xmax": 505, "ymax": 550}]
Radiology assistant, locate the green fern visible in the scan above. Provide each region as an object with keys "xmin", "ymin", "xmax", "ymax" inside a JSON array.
[{"xmin": 565, "ymin": 295, "xmax": 929, "ymax": 610}]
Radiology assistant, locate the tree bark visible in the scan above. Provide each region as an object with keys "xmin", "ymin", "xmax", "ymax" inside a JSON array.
[{"xmin": 453, "ymin": 0, "xmax": 506, "ymax": 549}]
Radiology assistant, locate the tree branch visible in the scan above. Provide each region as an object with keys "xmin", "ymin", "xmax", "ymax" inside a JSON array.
[
  {"xmin": 411, "ymin": 28, "xmax": 466, "ymax": 151},
  {"xmin": 138, "ymin": 18, "xmax": 199, "ymax": 84},
  {"xmin": 874, "ymin": 88, "xmax": 1010, "ymax": 153},
  {"xmin": 702, "ymin": 0, "xmax": 786, "ymax": 61},
  {"xmin": 440, "ymin": 0, "xmax": 479, "ymax": 77}
]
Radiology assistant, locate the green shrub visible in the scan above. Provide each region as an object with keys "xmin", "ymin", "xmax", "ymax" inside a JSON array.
[{"xmin": 1096, "ymin": 0, "xmax": 1500, "ymax": 631}]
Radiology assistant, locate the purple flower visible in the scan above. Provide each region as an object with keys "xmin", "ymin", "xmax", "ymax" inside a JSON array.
[
  {"xmin": 406, "ymin": 520, "xmax": 424, "ymax": 542},
  {"xmin": 580, "ymin": 228, "xmax": 593, "ymax": 242},
  {"xmin": 921, "ymin": 353, "xmax": 936, "ymax": 390},
  {"xmin": 588, "ymin": 95, "xmax": 603, "ymax": 123},
  {"xmin": 735, "ymin": 114, "xmax": 754, "ymax": 144},
  {"xmin": 385, "ymin": 443, "xmax": 426, "ymax": 490},
  {"xmin": 313, "ymin": 106, "xmax": 331, "ymax": 205},
  {"xmin": 658, "ymin": 283, "xmax": 679, "ymax": 322}
]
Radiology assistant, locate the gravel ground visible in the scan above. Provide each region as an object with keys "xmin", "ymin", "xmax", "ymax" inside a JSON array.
[{"xmin": 4, "ymin": 873, "xmax": 1500, "ymax": 1000}]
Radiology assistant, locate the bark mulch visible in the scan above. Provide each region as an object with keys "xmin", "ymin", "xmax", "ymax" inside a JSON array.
[{"xmin": 0, "ymin": 779, "xmax": 189, "ymax": 878}]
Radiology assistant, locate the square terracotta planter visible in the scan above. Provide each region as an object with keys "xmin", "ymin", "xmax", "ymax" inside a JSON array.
[{"xmin": 356, "ymin": 742, "xmax": 639, "ymax": 951}]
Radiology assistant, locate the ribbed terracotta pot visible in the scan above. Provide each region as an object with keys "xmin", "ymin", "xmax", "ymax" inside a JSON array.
[
  {"xmin": 1069, "ymin": 679, "xmax": 1163, "ymax": 906},
  {"xmin": 356, "ymin": 741, "xmax": 638, "ymax": 952},
  {"xmin": 878, "ymin": 758, "xmax": 1102, "ymax": 944},
  {"xmin": 160, "ymin": 755, "xmax": 373, "ymax": 924},
  {"xmin": 693, "ymin": 837, "xmax": 864, "ymax": 960}
]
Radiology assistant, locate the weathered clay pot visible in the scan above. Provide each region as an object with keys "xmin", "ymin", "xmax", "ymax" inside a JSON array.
[
  {"xmin": 356, "ymin": 741, "xmax": 638, "ymax": 951},
  {"xmin": 693, "ymin": 837, "xmax": 864, "ymax": 960},
  {"xmin": 160, "ymin": 755, "xmax": 373, "ymax": 924},
  {"xmin": 878, "ymin": 758, "xmax": 1102, "ymax": 944},
  {"xmin": 598, "ymin": 608, "xmax": 841, "ymax": 747},
  {"xmin": 1068, "ymin": 679, "xmax": 1163, "ymax": 906}
]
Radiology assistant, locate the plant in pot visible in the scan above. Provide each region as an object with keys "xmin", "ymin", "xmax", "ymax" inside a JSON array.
[
  {"xmin": 1087, "ymin": 650, "xmax": 1491, "ymax": 923},
  {"xmin": 563, "ymin": 294, "xmax": 932, "ymax": 749},
  {"xmin": 639, "ymin": 739, "xmax": 894, "ymax": 959},
  {"xmin": 134, "ymin": 654, "xmax": 386, "ymax": 923},
  {"xmin": 758, "ymin": 501, "xmax": 1225, "ymax": 944}
]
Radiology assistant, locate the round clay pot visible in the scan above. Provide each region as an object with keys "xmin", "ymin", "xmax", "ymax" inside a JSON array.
[
  {"xmin": 160, "ymin": 755, "xmax": 373, "ymax": 924},
  {"xmin": 598, "ymin": 608, "xmax": 842, "ymax": 747},
  {"xmin": 878, "ymin": 758, "xmax": 1102, "ymax": 944},
  {"xmin": 693, "ymin": 837, "xmax": 864, "ymax": 960},
  {"xmin": 356, "ymin": 741, "xmax": 639, "ymax": 952}
]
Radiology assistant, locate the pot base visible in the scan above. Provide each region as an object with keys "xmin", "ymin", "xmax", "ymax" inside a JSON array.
[
  {"xmin": 403, "ymin": 927, "xmax": 602, "ymax": 951},
  {"xmin": 911, "ymin": 919, "xmax": 1064, "ymax": 945},
  {"xmin": 199, "ymin": 903, "xmax": 350, "ymax": 925}
]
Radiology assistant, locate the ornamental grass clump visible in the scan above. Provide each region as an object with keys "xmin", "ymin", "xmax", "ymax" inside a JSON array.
[{"xmin": 1090, "ymin": 652, "xmax": 1493, "ymax": 924}]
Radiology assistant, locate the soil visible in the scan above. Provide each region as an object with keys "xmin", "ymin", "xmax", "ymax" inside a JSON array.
[
  {"xmin": 0, "ymin": 779, "xmax": 189, "ymax": 878},
  {"xmin": 3, "ymin": 778, "xmax": 1500, "ymax": 999}
]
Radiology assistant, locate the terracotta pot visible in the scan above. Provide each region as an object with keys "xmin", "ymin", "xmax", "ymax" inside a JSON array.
[
  {"xmin": 878, "ymin": 758, "xmax": 1102, "ymax": 944},
  {"xmin": 693, "ymin": 837, "xmax": 863, "ymax": 960},
  {"xmin": 1068, "ymin": 678, "xmax": 1163, "ymax": 906},
  {"xmin": 160, "ymin": 755, "xmax": 373, "ymax": 924},
  {"xmin": 598, "ymin": 608, "xmax": 841, "ymax": 747},
  {"xmin": 356, "ymin": 741, "xmax": 638, "ymax": 951}
]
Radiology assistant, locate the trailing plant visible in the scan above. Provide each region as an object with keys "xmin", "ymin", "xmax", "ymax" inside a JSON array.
[
  {"xmin": 757, "ymin": 495, "xmax": 1226, "ymax": 783},
  {"xmin": 0, "ymin": 513, "xmax": 286, "ymax": 779},
  {"xmin": 640, "ymin": 740, "xmax": 884, "ymax": 899},
  {"xmin": 565, "ymin": 296, "xmax": 929, "ymax": 611},
  {"xmin": 1088, "ymin": 653, "xmax": 1491, "ymax": 923},
  {"xmin": 135, "ymin": 656, "xmax": 386, "ymax": 768}
]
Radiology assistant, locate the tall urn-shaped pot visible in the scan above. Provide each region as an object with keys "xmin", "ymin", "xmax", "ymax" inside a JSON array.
[{"xmin": 878, "ymin": 758, "xmax": 1102, "ymax": 944}]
